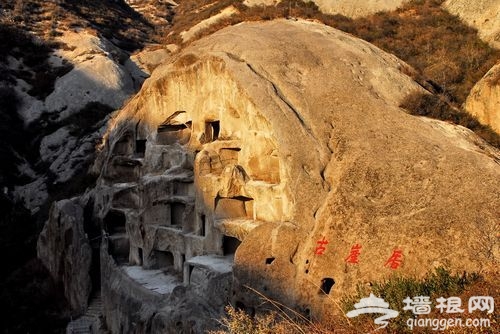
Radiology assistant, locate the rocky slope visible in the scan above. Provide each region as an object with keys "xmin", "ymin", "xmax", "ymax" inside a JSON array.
[
  {"xmin": 38, "ymin": 18, "xmax": 500, "ymax": 332},
  {"xmin": 0, "ymin": 0, "xmax": 171, "ymax": 332},
  {"xmin": 465, "ymin": 62, "xmax": 500, "ymax": 133},
  {"xmin": 310, "ymin": 0, "xmax": 409, "ymax": 18},
  {"xmin": 443, "ymin": 0, "xmax": 500, "ymax": 49},
  {"xmin": 244, "ymin": 0, "xmax": 410, "ymax": 18}
]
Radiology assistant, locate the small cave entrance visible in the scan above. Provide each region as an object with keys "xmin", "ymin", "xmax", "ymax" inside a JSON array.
[
  {"xmin": 222, "ymin": 236, "xmax": 241, "ymax": 255},
  {"xmin": 204, "ymin": 120, "xmax": 220, "ymax": 142},
  {"xmin": 219, "ymin": 148, "xmax": 240, "ymax": 166},
  {"xmin": 319, "ymin": 277, "xmax": 335, "ymax": 295},
  {"xmin": 135, "ymin": 139, "xmax": 146, "ymax": 157},
  {"xmin": 108, "ymin": 237, "xmax": 130, "ymax": 265},
  {"xmin": 154, "ymin": 250, "xmax": 174, "ymax": 269},
  {"xmin": 138, "ymin": 247, "xmax": 143, "ymax": 266},
  {"xmin": 170, "ymin": 202, "xmax": 185, "ymax": 227},
  {"xmin": 104, "ymin": 210, "xmax": 126, "ymax": 234},
  {"xmin": 215, "ymin": 196, "xmax": 254, "ymax": 219},
  {"xmin": 199, "ymin": 213, "xmax": 206, "ymax": 236},
  {"xmin": 157, "ymin": 122, "xmax": 192, "ymax": 145},
  {"xmin": 89, "ymin": 245, "xmax": 101, "ymax": 293}
]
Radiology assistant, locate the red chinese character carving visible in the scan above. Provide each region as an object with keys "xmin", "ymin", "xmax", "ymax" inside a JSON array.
[
  {"xmin": 345, "ymin": 244, "xmax": 362, "ymax": 264},
  {"xmin": 314, "ymin": 237, "xmax": 329, "ymax": 255},
  {"xmin": 384, "ymin": 249, "xmax": 403, "ymax": 269}
]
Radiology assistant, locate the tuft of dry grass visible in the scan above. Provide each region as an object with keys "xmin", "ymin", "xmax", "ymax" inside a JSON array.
[{"xmin": 211, "ymin": 269, "xmax": 498, "ymax": 334}]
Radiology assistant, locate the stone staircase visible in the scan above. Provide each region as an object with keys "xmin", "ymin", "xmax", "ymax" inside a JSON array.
[{"xmin": 66, "ymin": 293, "xmax": 106, "ymax": 334}]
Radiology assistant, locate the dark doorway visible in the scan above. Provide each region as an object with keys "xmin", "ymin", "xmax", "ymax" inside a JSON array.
[
  {"xmin": 154, "ymin": 250, "xmax": 174, "ymax": 269},
  {"xmin": 170, "ymin": 203, "xmax": 185, "ymax": 226},
  {"xmin": 104, "ymin": 210, "xmax": 126, "ymax": 234},
  {"xmin": 223, "ymin": 236, "xmax": 241, "ymax": 255},
  {"xmin": 135, "ymin": 139, "xmax": 146, "ymax": 157},
  {"xmin": 319, "ymin": 277, "xmax": 335, "ymax": 295},
  {"xmin": 204, "ymin": 120, "xmax": 220, "ymax": 142},
  {"xmin": 199, "ymin": 214, "xmax": 206, "ymax": 236}
]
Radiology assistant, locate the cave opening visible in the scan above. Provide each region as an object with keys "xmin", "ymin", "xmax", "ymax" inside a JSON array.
[
  {"xmin": 205, "ymin": 120, "xmax": 220, "ymax": 142},
  {"xmin": 104, "ymin": 210, "xmax": 126, "ymax": 234},
  {"xmin": 170, "ymin": 202, "xmax": 185, "ymax": 226},
  {"xmin": 135, "ymin": 139, "xmax": 146, "ymax": 157},
  {"xmin": 319, "ymin": 277, "xmax": 335, "ymax": 295},
  {"xmin": 215, "ymin": 196, "xmax": 254, "ymax": 219},
  {"xmin": 222, "ymin": 236, "xmax": 241, "ymax": 255},
  {"xmin": 138, "ymin": 247, "xmax": 143, "ymax": 266},
  {"xmin": 219, "ymin": 148, "xmax": 240, "ymax": 166},
  {"xmin": 157, "ymin": 123, "xmax": 191, "ymax": 145},
  {"xmin": 199, "ymin": 213, "xmax": 206, "ymax": 236},
  {"xmin": 154, "ymin": 250, "xmax": 174, "ymax": 269}
]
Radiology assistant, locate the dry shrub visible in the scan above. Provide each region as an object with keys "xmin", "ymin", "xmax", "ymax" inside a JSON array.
[
  {"xmin": 330, "ymin": 0, "xmax": 500, "ymax": 104},
  {"xmin": 174, "ymin": 53, "xmax": 200, "ymax": 68},
  {"xmin": 400, "ymin": 91, "xmax": 500, "ymax": 148}
]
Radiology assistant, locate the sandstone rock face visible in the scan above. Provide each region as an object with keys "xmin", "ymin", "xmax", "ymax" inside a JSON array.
[
  {"xmin": 44, "ymin": 31, "xmax": 135, "ymax": 121},
  {"xmin": 465, "ymin": 62, "xmax": 500, "ymax": 133},
  {"xmin": 37, "ymin": 199, "xmax": 92, "ymax": 315},
  {"xmin": 443, "ymin": 0, "xmax": 500, "ymax": 49},
  {"xmin": 88, "ymin": 18, "xmax": 498, "ymax": 329},
  {"xmin": 17, "ymin": 31, "xmax": 136, "ymax": 123},
  {"xmin": 243, "ymin": 0, "xmax": 409, "ymax": 18},
  {"xmin": 13, "ymin": 29, "xmax": 146, "ymax": 213}
]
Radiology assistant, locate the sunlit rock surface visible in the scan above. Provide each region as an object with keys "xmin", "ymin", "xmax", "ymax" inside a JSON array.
[
  {"xmin": 42, "ymin": 19, "xmax": 499, "ymax": 331},
  {"xmin": 465, "ymin": 62, "xmax": 500, "ymax": 133}
]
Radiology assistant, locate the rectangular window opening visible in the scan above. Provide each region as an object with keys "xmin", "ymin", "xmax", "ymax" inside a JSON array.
[{"xmin": 205, "ymin": 120, "xmax": 220, "ymax": 142}]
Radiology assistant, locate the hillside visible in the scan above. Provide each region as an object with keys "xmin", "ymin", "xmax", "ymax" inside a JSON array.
[
  {"xmin": 443, "ymin": 0, "xmax": 500, "ymax": 49},
  {"xmin": 40, "ymin": 18, "xmax": 500, "ymax": 333},
  {"xmin": 1, "ymin": 1, "xmax": 499, "ymax": 333}
]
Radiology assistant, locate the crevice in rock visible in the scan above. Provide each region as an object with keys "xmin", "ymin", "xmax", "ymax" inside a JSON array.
[{"xmin": 245, "ymin": 62, "xmax": 313, "ymax": 137}]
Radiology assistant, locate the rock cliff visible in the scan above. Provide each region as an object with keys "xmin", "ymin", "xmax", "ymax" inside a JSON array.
[
  {"xmin": 53, "ymin": 18, "xmax": 500, "ymax": 331},
  {"xmin": 38, "ymin": 199, "xmax": 92, "ymax": 314},
  {"xmin": 465, "ymin": 62, "xmax": 500, "ymax": 134},
  {"xmin": 61, "ymin": 20, "xmax": 500, "ymax": 333}
]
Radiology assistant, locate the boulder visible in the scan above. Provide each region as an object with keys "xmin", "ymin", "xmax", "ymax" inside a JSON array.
[{"xmin": 465, "ymin": 62, "xmax": 500, "ymax": 133}]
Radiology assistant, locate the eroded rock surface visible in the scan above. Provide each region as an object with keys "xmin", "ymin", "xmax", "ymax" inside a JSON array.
[
  {"xmin": 44, "ymin": 31, "xmax": 136, "ymax": 122},
  {"xmin": 465, "ymin": 62, "xmax": 500, "ymax": 133},
  {"xmin": 56, "ymin": 18, "xmax": 499, "ymax": 330},
  {"xmin": 38, "ymin": 199, "xmax": 92, "ymax": 315}
]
